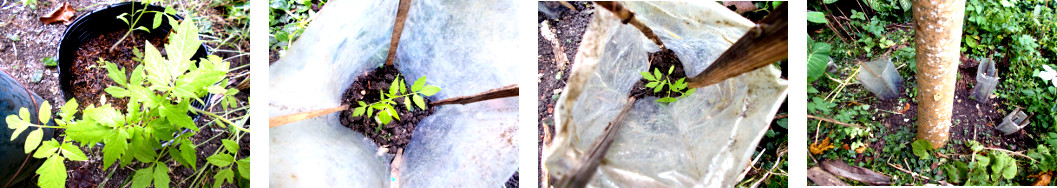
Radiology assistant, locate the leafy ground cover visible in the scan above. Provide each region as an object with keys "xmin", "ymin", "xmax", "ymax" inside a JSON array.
[
  {"xmin": 0, "ymin": 0, "xmax": 249, "ymax": 187},
  {"xmin": 808, "ymin": 0, "xmax": 1057, "ymax": 185}
]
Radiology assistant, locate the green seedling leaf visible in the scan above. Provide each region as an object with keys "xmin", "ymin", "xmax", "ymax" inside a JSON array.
[
  {"xmin": 403, "ymin": 97, "xmax": 412, "ymax": 111},
  {"xmin": 389, "ymin": 78, "xmax": 400, "ymax": 96},
  {"xmin": 59, "ymin": 98, "xmax": 77, "ymax": 121},
  {"xmin": 105, "ymin": 62, "xmax": 127, "ymax": 87},
  {"xmin": 653, "ymin": 69, "xmax": 662, "ymax": 81},
  {"xmin": 207, "ymin": 153, "xmax": 235, "ymax": 167},
  {"xmin": 38, "ymin": 101, "xmax": 50, "ymax": 125},
  {"xmin": 25, "ymin": 128, "xmax": 43, "ymax": 154},
  {"xmin": 131, "ymin": 167, "xmax": 153, "ymax": 188},
  {"xmin": 684, "ymin": 88, "xmax": 696, "ymax": 96},
  {"xmin": 214, "ymin": 168, "xmax": 234, "ymax": 188},
  {"xmin": 222, "ymin": 140, "xmax": 239, "ymax": 154},
  {"xmin": 65, "ymin": 121, "xmax": 111, "ymax": 144},
  {"xmin": 181, "ymin": 138, "xmax": 197, "ymax": 169},
  {"xmin": 152, "ymin": 12, "xmax": 162, "ymax": 29},
  {"xmin": 413, "ymin": 95, "xmax": 426, "ymax": 110},
  {"xmin": 105, "ymin": 87, "xmax": 130, "ymax": 98},
  {"xmin": 36, "ymin": 155, "xmax": 66, "ymax": 188},
  {"xmin": 420, "ymin": 86, "xmax": 441, "ymax": 96},
  {"xmin": 645, "ymin": 81, "xmax": 659, "ymax": 88},
  {"xmin": 667, "ymin": 66, "xmax": 674, "ymax": 74},
  {"xmin": 59, "ymin": 142, "xmax": 88, "ymax": 161},
  {"xmin": 353, "ymin": 107, "xmax": 366, "ymax": 116},
  {"xmin": 154, "ymin": 164, "xmax": 170, "ymax": 188},
  {"xmin": 653, "ymin": 82, "xmax": 664, "ymax": 93},
  {"xmin": 412, "ymin": 76, "xmax": 426, "ymax": 91},
  {"xmin": 640, "ymin": 71, "xmax": 656, "ymax": 81},
  {"xmin": 377, "ymin": 111, "xmax": 392, "ymax": 125},
  {"xmin": 33, "ymin": 140, "xmax": 60, "ymax": 158},
  {"xmin": 237, "ymin": 157, "xmax": 250, "ymax": 179},
  {"xmin": 102, "ymin": 134, "xmax": 128, "ymax": 169},
  {"xmin": 387, "ymin": 107, "xmax": 400, "ymax": 121}
]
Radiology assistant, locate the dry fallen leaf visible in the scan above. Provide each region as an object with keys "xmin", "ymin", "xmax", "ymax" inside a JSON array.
[
  {"xmin": 855, "ymin": 145, "xmax": 867, "ymax": 154},
  {"xmin": 810, "ymin": 137, "xmax": 835, "ymax": 155},
  {"xmin": 722, "ymin": 1, "xmax": 757, "ymax": 14},
  {"xmin": 40, "ymin": 3, "xmax": 76, "ymax": 25},
  {"xmin": 1030, "ymin": 171, "xmax": 1052, "ymax": 186}
]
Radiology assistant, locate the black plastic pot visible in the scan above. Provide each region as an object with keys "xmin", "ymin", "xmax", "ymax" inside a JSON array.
[
  {"xmin": 57, "ymin": 2, "xmax": 211, "ymax": 111},
  {"xmin": 0, "ymin": 71, "xmax": 55, "ymax": 185}
]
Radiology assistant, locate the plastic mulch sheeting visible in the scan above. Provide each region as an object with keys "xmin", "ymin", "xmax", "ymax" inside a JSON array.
[
  {"xmin": 268, "ymin": 0, "xmax": 519, "ymax": 187},
  {"xmin": 544, "ymin": 2, "xmax": 788, "ymax": 187}
]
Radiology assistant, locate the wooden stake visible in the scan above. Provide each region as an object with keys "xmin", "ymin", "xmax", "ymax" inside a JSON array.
[
  {"xmin": 685, "ymin": 3, "xmax": 788, "ymax": 88},
  {"xmin": 269, "ymin": 105, "xmax": 348, "ymax": 128},
  {"xmin": 430, "ymin": 84, "xmax": 518, "ymax": 106},
  {"xmin": 385, "ymin": 0, "xmax": 413, "ymax": 66},
  {"xmin": 555, "ymin": 97, "xmax": 635, "ymax": 188}
]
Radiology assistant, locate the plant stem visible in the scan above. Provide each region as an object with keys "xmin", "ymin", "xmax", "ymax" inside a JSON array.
[{"xmin": 193, "ymin": 108, "xmax": 249, "ymax": 133}]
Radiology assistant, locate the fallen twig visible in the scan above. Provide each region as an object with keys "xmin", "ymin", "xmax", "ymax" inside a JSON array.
[
  {"xmin": 887, "ymin": 157, "xmax": 952, "ymax": 186},
  {"xmin": 808, "ymin": 114, "xmax": 866, "ymax": 129}
]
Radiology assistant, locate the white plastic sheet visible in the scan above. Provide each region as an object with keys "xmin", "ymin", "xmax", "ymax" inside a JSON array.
[
  {"xmin": 269, "ymin": 0, "xmax": 519, "ymax": 187},
  {"xmin": 544, "ymin": 2, "xmax": 787, "ymax": 187}
]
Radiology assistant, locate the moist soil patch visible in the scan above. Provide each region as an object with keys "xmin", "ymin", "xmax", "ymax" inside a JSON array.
[
  {"xmin": 70, "ymin": 29, "xmax": 167, "ymax": 111},
  {"xmin": 538, "ymin": 1, "xmax": 593, "ymax": 186},
  {"xmin": 629, "ymin": 49, "xmax": 688, "ymax": 100},
  {"xmin": 338, "ymin": 65, "xmax": 434, "ymax": 154}
]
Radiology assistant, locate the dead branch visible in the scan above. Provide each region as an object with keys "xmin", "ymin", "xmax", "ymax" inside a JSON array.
[
  {"xmin": 555, "ymin": 97, "xmax": 635, "ymax": 188},
  {"xmin": 685, "ymin": 3, "xmax": 787, "ymax": 88},
  {"xmin": 430, "ymin": 84, "xmax": 518, "ymax": 106}
]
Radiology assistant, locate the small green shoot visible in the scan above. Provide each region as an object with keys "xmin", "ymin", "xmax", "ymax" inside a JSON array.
[
  {"xmin": 640, "ymin": 65, "xmax": 695, "ymax": 103},
  {"xmin": 351, "ymin": 75, "xmax": 440, "ymax": 132}
]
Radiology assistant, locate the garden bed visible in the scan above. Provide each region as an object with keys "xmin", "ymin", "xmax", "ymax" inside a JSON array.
[{"xmin": 70, "ymin": 29, "xmax": 166, "ymax": 110}]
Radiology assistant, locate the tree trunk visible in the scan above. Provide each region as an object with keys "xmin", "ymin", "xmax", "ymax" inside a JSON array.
[{"xmin": 913, "ymin": 0, "xmax": 965, "ymax": 149}]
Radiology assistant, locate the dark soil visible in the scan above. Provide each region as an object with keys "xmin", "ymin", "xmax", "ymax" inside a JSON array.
[
  {"xmin": 338, "ymin": 65, "xmax": 434, "ymax": 154},
  {"xmin": 857, "ymin": 58, "xmax": 1032, "ymax": 165},
  {"xmin": 71, "ymin": 29, "xmax": 167, "ymax": 111},
  {"xmin": 629, "ymin": 49, "xmax": 688, "ymax": 100},
  {"xmin": 538, "ymin": 1, "xmax": 593, "ymax": 186}
]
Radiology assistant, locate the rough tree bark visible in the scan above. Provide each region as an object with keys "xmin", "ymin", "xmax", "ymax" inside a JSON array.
[{"xmin": 913, "ymin": 0, "xmax": 965, "ymax": 149}]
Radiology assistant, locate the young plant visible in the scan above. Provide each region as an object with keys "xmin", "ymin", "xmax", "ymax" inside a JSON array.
[
  {"xmin": 206, "ymin": 139, "xmax": 250, "ymax": 188},
  {"xmin": 6, "ymin": 19, "xmax": 242, "ymax": 188},
  {"xmin": 110, "ymin": 0, "xmax": 179, "ymax": 51},
  {"xmin": 640, "ymin": 65, "xmax": 695, "ymax": 103},
  {"xmin": 351, "ymin": 75, "xmax": 440, "ymax": 132}
]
